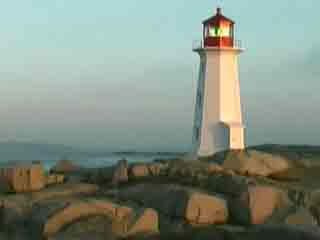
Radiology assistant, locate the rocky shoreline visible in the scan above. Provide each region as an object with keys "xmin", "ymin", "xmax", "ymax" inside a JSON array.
[{"xmin": 1, "ymin": 146, "xmax": 320, "ymax": 239}]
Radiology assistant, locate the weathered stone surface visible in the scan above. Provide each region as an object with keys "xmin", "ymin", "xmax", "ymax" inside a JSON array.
[
  {"xmin": 51, "ymin": 160, "xmax": 82, "ymax": 174},
  {"xmin": 157, "ymin": 214, "xmax": 186, "ymax": 235},
  {"xmin": 46, "ymin": 174, "xmax": 65, "ymax": 186},
  {"xmin": 65, "ymin": 175, "xmax": 85, "ymax": 184},
  {"xmin": 47, "ymin": 215, "xmax": 115, "ymax": 240},
  {"xmin": 285, "ymin": 208, "xmax": 317, "ymax": 226},
  {"xmin": 167, "ymin": 160, "xmax": 226, "ymax": 179},
  {"xmin": 0, "ymin": 184, "xmax": 99, "ymax": 230},
  {"xmin": 222, "ymin": 150, "xmax": 291, "ymax": 177},
  {"xmin": 30, "ymin": 198, "xmax": 158, "ymax": 239},
  {"xmin": 241, "ymin": 225, "xmax": 320, "ymax": 240},
  {"xmin": 120, "ymin": 224, "xmax": 320, "ymax": 240},
  {"xmin": 118, "ymin": 184, "xmax": 228, "ymax": 225},
  {"xmin": 130, "ymin": 164, "xmax": 150, "ymax": 178},
  {"xmin": 207, "ymin": 176, "xmax": 291, "ymax": 226},
  {"xmin": 0, "ymin": 232, "xmax": 8, "ymax": 239},
  {"xmin": 0, "ymin": 178, "xmax": 13, "ymax": 193},
  {"xmin": 112, "ymin": 208, "xmax": 159, "ymax": 237},
  {"xmin": 207, "ymin": 163, "xmax": 224, "ymax": 174},
  {"xmin": 112, "ymin": 159, "xmax": 128, "ymax": 184},
  {"xmin": 223, "ymin": 169, "xmax": 236, "ymax": 176},
  {"xmin": 30, "ymin": 199, "xmax": 117, "ymax": 238},
  {"xmin": 229, "ymin": 185, "xmax": 290, "ymax": 225},
  {"xmin": 308, "ymin": 189, "xmax": 320, "ymax": 206},
  {"xmin": 148, "ymin": 163, "xmax": 167, "ymax": 176},
  {"xmin": 307, "ymin": 189, "xmax": 320, "ymax": 225},
  {"xmin": 86, "ymin": 167, "xmax": 114, "ymax": 184},
  {"xmin": 31, "ymin": 183, "xmax": 99, "ymax": 203},
  {"xmin": 0, "ymin": 194, "xmax": 32, "ymax": 227},
  {"xmin": 1, "ymin": 231, "xmax": 31, "ymax": 240},
  {"xmin": 249, "ymin": 186, "xmax": 289, "ymax": 224},
  {"xmin": 206, "ymin": 175, "xmax": 250, "ymax": 197},
  {"xmin": 185, "ymin": 191, "xmax": 227, "ymax": 225},
  {"xmin": 0, "ymin": 161, "xmax": 45, "ymax": 193},
  {"xmin": 168, "ymin": 161, "xmax": 207, "ymax": 177}
]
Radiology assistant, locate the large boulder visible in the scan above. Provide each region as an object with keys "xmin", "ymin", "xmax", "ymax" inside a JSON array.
[
  {"xmin": 29, "ymin": 198, "xmax": 158, "ymax": 239},
  {"xmin": 168, "ymin": 160, "xmax": 223, "ymax": 178},
  {"xmin": 130, "ymin": 164, "xmax": 150, "ymax": 178},
  {"xmin": 112, "ymin": 208, "xmax": 159, "ymax": 237},
  {"xmin": 30, "ymin": 199, "xmax": 117, "ymax": 239},
  {"xmin": 112, "ymin": 159, "xmax": 129, "ymax": 185},
  {"xmin": 0, "ymin": 184, "xmax": 99, "ymax": 232},
  {"xmin": 222, "ymin": 150, "xmax": 291, "ymax": 177},
  {"xmin": 51, "ymin": 160, "xmax": 82, "ymax": 174},
  {"xmin": 86, "ymin": 160, "xmax": 130, "ymax": 185},
  {"xmin": 45, "ymin": 174, "xmax": 65, "ymax": 186},
  {"xmin": 205, "ymin": 175, "xmax": 291, "ymax": 225},
  {"xmin": 305, "ymin": 189, "xmax": 320, "ymax": 225},
  {"xmin": 308, "ymin": 189, "xmax": 320, "ymax": 207},
  {"xmin": 248, "ymin": 186, "xmax": 290, "ymax": 224},
  {"xmin": 148, "ymin": 163, "xmax": 168, "ymax": 177},
  {"xmin": 230, "ymin": 185, "xmax": 290, "ymax": 225},
  {"xmin": 118, "ymin": 184, "xmax": 228, "ymax": 225},
  {"xmin": 0, "ymin": 161, "xmax": 45, "ymax": 193},
  {"xmin": 207, "ymin": 163, "xmax": 224, "ymax": 174},
  {"xmin": 285, "ymin": 208, "xmax": 317, "ymax": 226}
]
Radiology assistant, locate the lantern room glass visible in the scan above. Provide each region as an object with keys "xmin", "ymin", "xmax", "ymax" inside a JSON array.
[{"xmin": 208, "ymin": 25, "xmax": 230, "ymax": 37}]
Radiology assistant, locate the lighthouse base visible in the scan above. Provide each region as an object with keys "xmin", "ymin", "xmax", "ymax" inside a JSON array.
[{"xmin": 196, "ymin": 121, "xmax": 245, "ymax": 158}]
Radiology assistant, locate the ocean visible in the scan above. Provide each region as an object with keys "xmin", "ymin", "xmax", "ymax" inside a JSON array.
[{"xmin": 41, "ymin": 153, "xmax": 180, "ymax": 171}]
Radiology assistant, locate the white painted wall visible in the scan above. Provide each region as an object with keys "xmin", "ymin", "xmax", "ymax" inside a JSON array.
[{"xmin": 192, "ymin": 47, "xmax": 245, "ymax": 157}]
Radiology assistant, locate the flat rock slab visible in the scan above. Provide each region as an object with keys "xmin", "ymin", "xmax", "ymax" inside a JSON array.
[{"xmin": 118, "ymin": 184, "xmax": 228, "ymax": 225}]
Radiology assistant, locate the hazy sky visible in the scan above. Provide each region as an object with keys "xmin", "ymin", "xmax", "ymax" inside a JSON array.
[{"xmin": 0, "ymin": 1, "xmax": 319, "ymax": 151}]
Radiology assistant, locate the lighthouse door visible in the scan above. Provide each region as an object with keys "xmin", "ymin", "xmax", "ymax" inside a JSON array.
[{"xmin": 213, "ymin": 122, "xmax": 230, "ymax": 153}]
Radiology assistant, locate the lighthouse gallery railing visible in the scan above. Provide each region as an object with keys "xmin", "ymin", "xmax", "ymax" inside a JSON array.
[{"xmin": 192, "ymin": 39, "xmax": 243, "ymax": 50}]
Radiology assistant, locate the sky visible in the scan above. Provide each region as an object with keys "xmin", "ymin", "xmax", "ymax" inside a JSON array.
[{"xmin": 0, "ymin": 0, "xmax": 319, "ymax": 152}]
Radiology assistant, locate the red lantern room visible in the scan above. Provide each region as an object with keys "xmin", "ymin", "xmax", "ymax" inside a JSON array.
[{"xmin": 203, "ymin": 8, "xmax": 235, "ymax": 48}]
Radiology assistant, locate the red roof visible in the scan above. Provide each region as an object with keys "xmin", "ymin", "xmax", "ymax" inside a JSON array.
[{"xmin": 203, "ymin": 8, "xmax": 235, "ymax": 25}]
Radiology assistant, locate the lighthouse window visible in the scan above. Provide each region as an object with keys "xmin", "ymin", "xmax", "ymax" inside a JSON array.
[
  {"xmin": 197, "ymin": 91, "xmax": 202, "ymax": 107},
  {"xmin": 209, "ymin": 27, "xmax": 221, "ymax": 37},
  {"xmin": 204, "ymin": 25, "xmax": 209, "ymax": 37},
  {"xmin": 209, "ymin": 26, "xmax": 230, "ymax": 37},
  {"xmin": 221, "ymin": 26, "xmax": 230, "ymax": 36},
  {"xmin": 195, "ymin": 127, "xmax": 200, "ymax": 141}
]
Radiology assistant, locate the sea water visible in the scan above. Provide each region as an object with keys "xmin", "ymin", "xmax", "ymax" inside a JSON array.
[{"xmin": 41, "ymin": 153, "xmax": 179, "ymax": 171}]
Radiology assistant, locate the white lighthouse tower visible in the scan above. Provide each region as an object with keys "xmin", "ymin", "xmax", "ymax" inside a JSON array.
[{"xmin": 192, "ymin": 7, "xmax": 245, "ymax": 157}]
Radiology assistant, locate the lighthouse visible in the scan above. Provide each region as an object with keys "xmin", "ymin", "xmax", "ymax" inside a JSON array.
[{"xmin": 192, "ymin": 7, "xmax": 245, "ymax": 157}]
